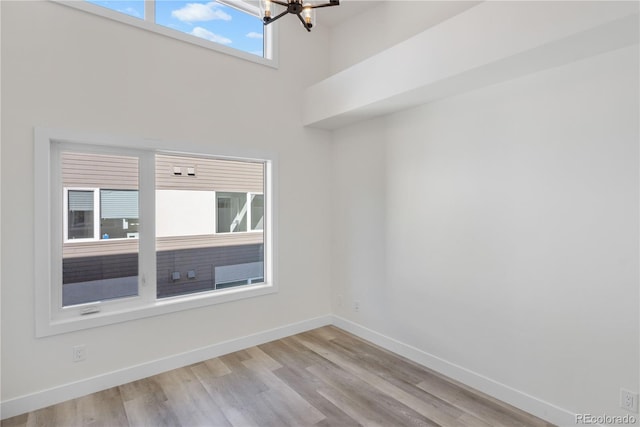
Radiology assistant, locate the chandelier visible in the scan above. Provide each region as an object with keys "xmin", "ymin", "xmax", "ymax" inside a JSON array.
[{"xmin": 259, "ymin": 0, "xmax": 340, "ymax": 32}]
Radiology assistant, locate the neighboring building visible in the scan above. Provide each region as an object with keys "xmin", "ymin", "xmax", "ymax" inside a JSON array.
[{"xmin": 62, "ymin": 152, "xmax": 265, "ymax": 305}]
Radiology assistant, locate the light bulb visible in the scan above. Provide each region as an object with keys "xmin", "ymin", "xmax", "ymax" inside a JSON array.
[
  {"xmin": 260, "ymin": 0, "xmax": 272, "ymax": 19},
  {"xmin": 302, "ymin": 5, "xmax": 315, "ymax": 28}
]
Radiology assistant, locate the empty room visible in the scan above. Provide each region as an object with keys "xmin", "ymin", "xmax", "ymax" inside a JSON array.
[{"xmin": 1, "ymin": 0, "xmax": 638, "ymax": 426}]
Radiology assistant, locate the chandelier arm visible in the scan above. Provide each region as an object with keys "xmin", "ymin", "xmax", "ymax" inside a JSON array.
[
  {"xmin": 309, "ymin": 1, "xmax": 340, "ymax": 9},
  {"xmin": 261, "ymin": 0, "xmax": 338, "ymax": 31},
  {"xmin": 264, "ymin": 9, "xmax": 289, "ymax": 25},
  {"xmin": 295, "ymin": 12, "xmax": 312, "ymax": 32}
]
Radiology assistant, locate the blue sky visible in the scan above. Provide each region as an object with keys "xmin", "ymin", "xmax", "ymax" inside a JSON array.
[{"xmin": 87, "ymin": 1, "xmax": 264, "ymax": 56}]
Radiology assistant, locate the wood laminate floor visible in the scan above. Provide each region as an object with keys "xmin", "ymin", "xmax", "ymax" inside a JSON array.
[{"xmin": 2, "ymin": 326, "xmax": 555, "ymax": 427}]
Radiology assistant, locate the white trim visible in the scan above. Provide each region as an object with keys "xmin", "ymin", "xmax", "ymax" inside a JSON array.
[
  {"xmin": 34, "ymin": 128, "xmax": 53, "ymax": 340},
  {"xmin": 34, "ymin": 127, "xmax": 279, "ymax": 337},
  {"xmin": 331, "ymin": 315, "xmax": 579, "ymax": 427},
  {"xmin": 49, "ymin": 144, "xmax": 149, "ymax": 325},
  {"xmin": 0, "ymin": 315, "xmax": 332, "ymax": 420},
  {"xmin": 144, "ymin": 0, "xmax": 154, "ymax": 23},
  {"xmin": 218, "ymin": 0, "xmax": 259, "ymax": 17},
  {"xmin": 138, "ymin": 151, "xmax": 157, "ymax": 306},
  {"xmin": 50, "ymin": 0, "xmax": 279, "ymax": 69}
]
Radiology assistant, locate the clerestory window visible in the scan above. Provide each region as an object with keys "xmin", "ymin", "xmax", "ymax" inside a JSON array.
[{"xmin": 53, "ymin": 0, "xmax": 275, "ymax": 66}]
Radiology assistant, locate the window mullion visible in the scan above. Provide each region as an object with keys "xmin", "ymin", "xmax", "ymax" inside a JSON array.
[
  {"xmin": 50, "ymin": 143, "xmax": 64, "ymax": 314},
  {"xmin": 93, "ymin": 189, "xmax": 100, "ymax": 240},
  {"xmin": 214, "ymin": 191, "xmax": 219, "ymax": 234},
  {"xmin": 145, "ymin": 0, "xmax": 155, "ymax": 23},
  {"xmin": 138, "ymin": 151, "xmax": 157, "ymax": 303},
  {"xmin": 247, "ymin": 193, "xmax": 252, "ymax": 232},
  {"xmin": 63, "ymin": 189, "xmax": 69, "ymax": 243}
]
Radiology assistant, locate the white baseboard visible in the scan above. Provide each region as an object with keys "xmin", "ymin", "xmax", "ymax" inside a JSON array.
[
  {"xmin": 331, "ymin": 315, "xmax": 578, "ymax": 427},
  {"xmin": 1, "ymin": 314, "xmax": 581, "ymax": 425},
  {"xmin": 0, "ymin": 314, "xmax": 332, "ymax": 420}
]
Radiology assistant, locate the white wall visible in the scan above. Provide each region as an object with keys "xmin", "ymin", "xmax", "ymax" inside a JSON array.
[
  {"xmin": 328, "ymin": 1, "xmax": 479, "ymax": 74},
  {"xmin": 0, "ymin": 0, "xmax": 332, "ymax": 405},
  {"xmin": 2, "ymin": 0, "xmax": 638, "ymax": 423},
  {"xmin": 331, "ymin": 43, "xmax": 639, "ymax": 422}
]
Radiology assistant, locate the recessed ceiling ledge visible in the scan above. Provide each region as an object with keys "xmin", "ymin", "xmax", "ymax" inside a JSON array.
[{"xmin": 302, "ymin": 1, "xmax": 639, "ymax": 130}]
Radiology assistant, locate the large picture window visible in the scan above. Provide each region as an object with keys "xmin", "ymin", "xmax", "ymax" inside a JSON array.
[{"xmin": 35, "ymin": 129, "xmax": 276, "ymax": 336}]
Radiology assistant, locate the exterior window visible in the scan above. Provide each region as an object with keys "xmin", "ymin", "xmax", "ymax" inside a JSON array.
[
  {"xmin": 35, "ymin": 128, "xmax": 276, "ymax": 336},
  {"xmin": 250, "ymin": 194, "xmax": 264, "ymax": 231},
  {"xmin": 217, "ymin": 192, "xmax": 248, "ymax": 233},
  {"xmin": 65, "ymin": 189, "xmax": 140, "ymax": 241},
  {"xmin": 67, "ymin": 190, "xmax": 95, "ymax": 239},
  {"xmin": 100, "ymin": 190, "xmax": 139, "ymax": 239},
  {"xmin": 216, "ymin": 192, "xmax": 264, "ymax": 233}
]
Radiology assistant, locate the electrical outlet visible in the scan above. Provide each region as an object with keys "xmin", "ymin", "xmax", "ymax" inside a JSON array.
[
  {"xmin": 621, "ymin": 389, "xmax": 638, "ymax": 412},
  {"xmin": 353, "ymin": 300, "xmax": 360, "ymax": 312},
  {"xmin": 72, "ymin": 345, "xmax": 86, "ymax": 362}
]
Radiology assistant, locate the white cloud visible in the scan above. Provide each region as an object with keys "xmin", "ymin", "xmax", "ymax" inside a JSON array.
[
  {"xmin": 246, "ymin": 32, "xmax": 264, "ymax": 39},
  {"xmin": 191, "ymin": 27, "xmax": 232, "ymax": 45},
  {"xmin": 119, "ymin": 7, "xmax": 142, "ymax": 18},
  {"xmin": 172, "ymin": 2, "xmax": 232, "ymax": 22}
]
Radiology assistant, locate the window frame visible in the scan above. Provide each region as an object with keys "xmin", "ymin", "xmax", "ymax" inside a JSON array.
[
  {"xmin": 35, "ymin": 127, "xmax": 278, "ymax": 337},
  {"xmin": 51, "ymin": 0, "xmax": 278, "ymax": 69}
]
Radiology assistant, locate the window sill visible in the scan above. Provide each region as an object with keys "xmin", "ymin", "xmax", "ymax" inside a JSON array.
[{"xmin": 40, "ymin": 282, "xmax": 276, "ymax": 337}]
